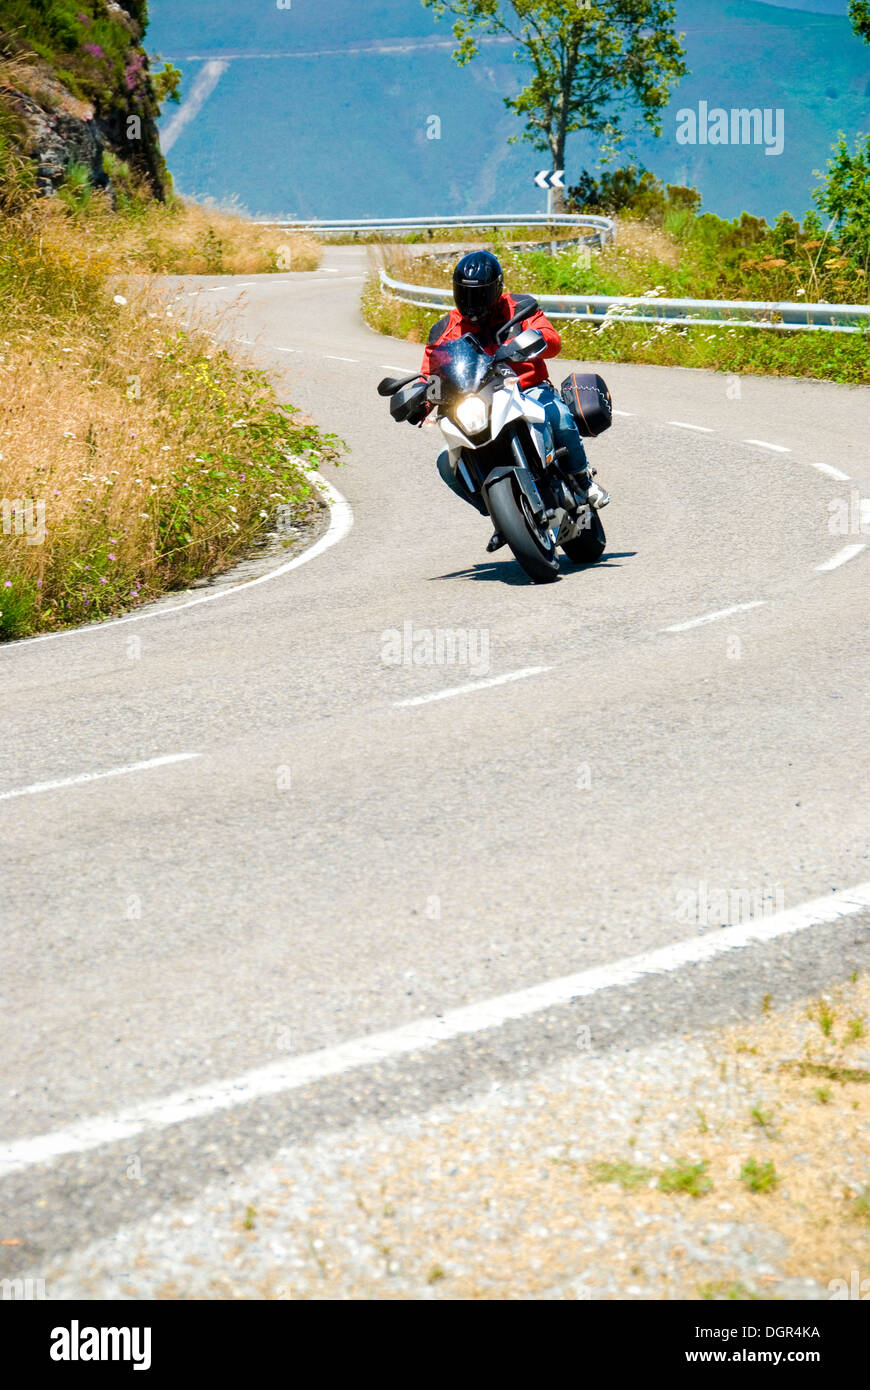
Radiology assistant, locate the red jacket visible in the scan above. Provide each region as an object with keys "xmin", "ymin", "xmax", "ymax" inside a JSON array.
[{"xmin": 421, "ymin": 293, "xmax": 562, "ymax": 391}]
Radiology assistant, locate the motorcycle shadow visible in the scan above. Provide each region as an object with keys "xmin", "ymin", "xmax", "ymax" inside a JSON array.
[{"xmin": 430, "ymin": 551, "xmax": 637, "ymax": 585}]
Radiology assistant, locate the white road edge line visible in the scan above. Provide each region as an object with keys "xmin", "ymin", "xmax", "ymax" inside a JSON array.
[
  {"xmin": 394, "ymin": 666, "xmax": 551, "ymax": 708},
  {"xmin": 0, "ymin": 753, "xmax": 200, "ymax": 804},
  {"xmin": 663, "ymin": 601, "xmax": 767, "ymax": 633},
  {"xmin": 612, "ymin": 410, "xmax": 634, "ymax": 417},
  {"xmin": 815, "ymin": 543, "xmax": 867, "ymax": 572},
  {"xmin": 9, "ymin": 473, "xmax": 353, "ymax": 647},
  {"xmin": 669, "ymin": 421, "xmax": 714, "ymax": 433},
  {"xmin": 3, "ymin": 881, "xmax": 869, "ymax": 1179},
  {"xmin": 807, "ymin": 462, "xmax": 851, "ymax": 481},
  {"xmin": 745, "ymin": 439, "xmax": 791, "ymax": 453}
]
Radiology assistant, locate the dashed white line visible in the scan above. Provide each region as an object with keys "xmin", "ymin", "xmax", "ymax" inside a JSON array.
[
  {"xmin": 815, "ymin": 543, "xmax": 867, "ymax": 572},
  {"xmin": 612, "ymin": 410, "xmax": 634, "ymax": 417},
  {"xmin": 745, "ymin": 439, "xmax": 791, "ymax": 453},
  {"xmin": 807, "ymin": 461, "xmax": 851, "ymax": 482},
  {"xmin": 664, "ymin": 601, "xmax": 767, "ymax": 633},
  {"xmin": 395, "ymin": 666, "xmax": 551, "ymax": 708},
  {"xmin": 324, "ymin": 354, "xmax": 358, "ymax": 363},
  {"xmin": 669, "ymin": 420, "xmax": 714, "ymax": 433},
  {"xmin": 3, "ymin": 880, "xmax": 868, "ymax": 1178},
  {"xmin": 0, "ymin": 754, "xmax": 200, "ymax": 803}
]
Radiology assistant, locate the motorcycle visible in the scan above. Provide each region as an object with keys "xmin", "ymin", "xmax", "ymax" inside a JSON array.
[{"xmin": 377, "ymin": 295, "xmax": 613, "ymax": 584}]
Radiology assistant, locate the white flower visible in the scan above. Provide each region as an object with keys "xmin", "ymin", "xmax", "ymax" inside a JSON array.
[
  {"xmin": 113, "ymin": 294, "xmax": 128, "ymax": 306},
  {"xmin": 230, "ymin": 420, "xmax": 248, "ymax": 429}
]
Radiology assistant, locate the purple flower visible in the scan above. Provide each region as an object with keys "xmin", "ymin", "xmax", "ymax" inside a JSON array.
[
  {"xmin": 99, "ymin": 577, "xmax": 107, "ymax": 585},
  {"xmin": 108, "ymin": 553, "xmax": 117, "ymax": 561},
  {"xmin": 83, "ymin": 43, "xmax": 105, "ymax": 58}
]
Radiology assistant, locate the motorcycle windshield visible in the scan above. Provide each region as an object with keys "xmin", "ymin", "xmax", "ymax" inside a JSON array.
[{"xmin": 428, "ymin": 335, "xmax": 492, "ymax": 397}]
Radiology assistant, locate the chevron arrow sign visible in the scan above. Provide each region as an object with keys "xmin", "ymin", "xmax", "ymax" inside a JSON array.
[{"xmin": 534, "ymin": 169, "xmax": 565, "ymax": 190}]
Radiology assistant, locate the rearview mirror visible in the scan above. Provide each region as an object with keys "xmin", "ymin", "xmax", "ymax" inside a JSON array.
[
  {"xmin": 494, "ymin": 328, "xmax": 546, "ymax": 364},
  {"xmin": 495, "ymin": 295, "xmax": 540, "ymax": 344},
  {"xmin": 377, "ymin": 373, "xmax": 422, "ymax": 397}
]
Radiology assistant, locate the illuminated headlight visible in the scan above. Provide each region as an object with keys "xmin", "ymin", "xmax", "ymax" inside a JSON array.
[{"xmin": 455, "ymin": 395, "xmax": 489, "ymax": 435}]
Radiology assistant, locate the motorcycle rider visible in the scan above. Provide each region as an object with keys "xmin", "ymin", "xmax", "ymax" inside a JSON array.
[{"xmin": 417, "ymin": 250, "xmax": 609, "ymax": 553}]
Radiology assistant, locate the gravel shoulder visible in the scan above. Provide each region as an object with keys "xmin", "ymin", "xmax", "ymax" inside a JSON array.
[{"xmin": 22, "ymin": 976, "xmax": 869, "ymax": 1301}]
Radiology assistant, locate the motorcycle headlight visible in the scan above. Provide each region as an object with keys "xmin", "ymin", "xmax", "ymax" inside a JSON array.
[{"xmin": 455, "ymin": 394, "xmax": 489, "ymax": 436}]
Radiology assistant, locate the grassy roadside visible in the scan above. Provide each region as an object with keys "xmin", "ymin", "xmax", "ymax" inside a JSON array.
[
  {"xmin": 54, "ymin": 162, "xmax": 323, "ymax": 275},
  {"xmin": 365, "ymin": 213, "xmax": 870, "ymax": 385},
  {"xmin": 0, "ymin": 191, "xmax": 339, "ymax": 640}
]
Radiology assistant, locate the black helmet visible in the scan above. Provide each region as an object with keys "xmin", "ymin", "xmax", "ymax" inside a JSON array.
[{"xmin": 452, "ymin": 250, "xmax": 504, "ymax": 322}]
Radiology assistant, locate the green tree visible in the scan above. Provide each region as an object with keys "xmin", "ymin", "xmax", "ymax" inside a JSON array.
[
  {"xmin": 421, "ymin": 0, "xmax": 687, "ymax": 206},
  {"xmin": 815, "ymin": 133, "xmax": 870, "ymax": 268},
  {"xmin": 849, "ymin": 1, "xmax": 870, "ymax": 42}
]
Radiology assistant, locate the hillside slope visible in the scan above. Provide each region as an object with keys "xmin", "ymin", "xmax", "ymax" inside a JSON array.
[{"xmin": 0, "ymin": 1, "xmax": 170, "ymax": 199}]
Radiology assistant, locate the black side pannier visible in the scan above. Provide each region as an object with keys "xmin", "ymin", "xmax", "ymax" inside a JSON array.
[{"xmin": 559, "ymin": 372, "xmax": 613, "ymax": 438}]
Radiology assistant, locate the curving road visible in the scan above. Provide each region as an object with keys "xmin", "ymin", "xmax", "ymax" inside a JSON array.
[{"xmin": 2, "ymin": 245, "xmax": 869, "ymax": 1269}]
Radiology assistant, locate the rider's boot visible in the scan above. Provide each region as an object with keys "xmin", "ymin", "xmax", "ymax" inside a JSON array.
[{"xmin": 569, "ymin": 465, "xmax": 610, "ymax": 510}]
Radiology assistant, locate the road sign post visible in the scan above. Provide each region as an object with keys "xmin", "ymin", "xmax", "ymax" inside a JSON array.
[{"xmin": 535, "ymin": 170, "xmax": 565, "ymax": 252}]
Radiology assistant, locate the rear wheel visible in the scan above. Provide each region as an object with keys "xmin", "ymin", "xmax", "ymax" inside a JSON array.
[
  {"xmin": 561, "ymin": 508, "xmax": 606, "ymax": 565},
  {"xmin": 486, "ymin": 475, "xmax": 560, "ymax": 584}
]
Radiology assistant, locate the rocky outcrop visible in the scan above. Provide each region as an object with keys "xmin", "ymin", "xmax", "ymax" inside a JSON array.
[
  {"xmin": 0, "ymin": 86, "xmax": 111, "ymax": 197},
  {"xmin": 0, "ymin": 2, "xmax": 168, "ymax": 201}
]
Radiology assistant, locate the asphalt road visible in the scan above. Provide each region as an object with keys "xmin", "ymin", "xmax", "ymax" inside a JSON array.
[{"xmin": 2, "ymin": 245, "xmax": 869, "ymax": 1273}]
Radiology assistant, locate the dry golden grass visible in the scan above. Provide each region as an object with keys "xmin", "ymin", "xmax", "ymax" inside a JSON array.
[
  {"xmin": 0, "ymin": 206, "xmax": 335, "ymax": 637},
  {"xmin": 40, "ymin": 191, "xmax": 323, "ymax": 276},
  {"xmin": 608, "ymin": 216, "xmax": 681, "ymax": 267}
]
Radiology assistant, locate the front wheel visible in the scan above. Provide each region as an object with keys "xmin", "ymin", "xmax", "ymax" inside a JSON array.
[
  {"xmin": 561, "ymin": 509, "xmax": 606, "ymax": 565},
  {"xmin": 486, "ymin": 475, "xmax": 560, "ymax": 584}
]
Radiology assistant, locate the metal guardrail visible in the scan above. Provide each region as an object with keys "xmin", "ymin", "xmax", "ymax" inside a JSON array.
[
  {"xmin": 259, "ymin": 213, "xmax": 617, "ymax": 247},
  {"xmin": 378, "ymin": 270, "xmax": 870, "ymax": 335}
]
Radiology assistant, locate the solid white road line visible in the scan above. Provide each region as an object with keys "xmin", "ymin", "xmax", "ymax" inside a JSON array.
[
  {"xmin": 3, "ymin": 880, "xmax": 869, "ymax": 1179},
  {"xmin": 745, "ymin": 439, "xmax": 791, "ymax": 453},
  {"xmin": 815, "ymin": 543, "xmax": 867, "ymax": 572},
  {"xmin": 11, "ymin": 473, "xmax": 353, "ymax": 647},
  {"xmin": 663, "ymin": 601, "xmax": 767, "ymax": 633},
  {"xmin": 394, "ymin": 667, "xmax": 551, "ymax": 708},
  {"xmin": 669, "ymin": 421, "xmax": 714, "ymax": 433},
  {"xmin": 807, "ymin": 461, "xmax": 851, "ymax": 481},
  {"xmin": 0, "ymin": 754, "xmax": 200, "ymax": 804}
]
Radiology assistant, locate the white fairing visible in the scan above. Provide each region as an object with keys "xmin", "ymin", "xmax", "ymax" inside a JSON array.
[{"xmin": 439, "ymin": 378, "xmax": 547, "ymax": 468}]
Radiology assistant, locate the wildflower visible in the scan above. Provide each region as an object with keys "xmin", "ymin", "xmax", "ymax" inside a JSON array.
[{"xmin": 108, "ymin": 553, "xmax": 117, "ymax": 561}]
